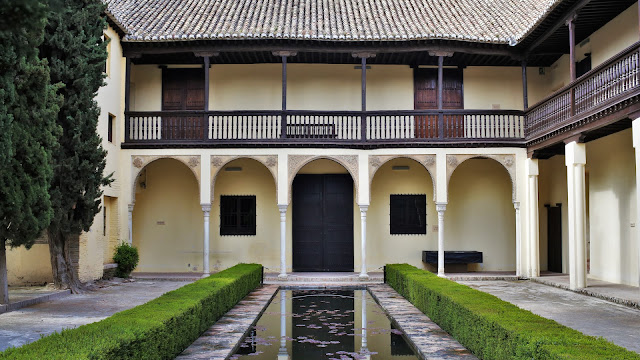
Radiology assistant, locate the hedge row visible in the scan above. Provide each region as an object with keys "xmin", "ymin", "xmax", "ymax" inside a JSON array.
[
  {"xmin": 385, "ymin": 264, "xmax": 640, "ymax": 360},
  {"xmin": 1, "ymin": 263, "xmax": 263, "ymax": 360}
]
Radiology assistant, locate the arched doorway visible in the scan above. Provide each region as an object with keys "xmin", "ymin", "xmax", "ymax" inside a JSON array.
[
  {"xmin": 369, "ymin": 157, "xmax": 435, "ymax": 270},
  {"xmin": 133, "ymin": 158, "xmax": 202, "ymax": 273},
  {"xmin": 448, "ymin": 158, "xmax": 515, "ymax": 271},
  {"xmin": 292, "ymin": 159, "xmax": 356, "ymax": 272}
]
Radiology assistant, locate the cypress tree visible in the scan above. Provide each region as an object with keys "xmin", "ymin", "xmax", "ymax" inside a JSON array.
[
  {"xmin": 0, "ymin": 0, "xmax": 61, "ymax": 303},
  {"xmin": 40, "ymin": 0, "xmax": 110, "ymax": 292}
]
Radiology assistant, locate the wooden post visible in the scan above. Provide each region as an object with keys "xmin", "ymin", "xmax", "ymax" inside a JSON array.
[
  {"xmin": 361, "ymin": 56, "xmax": 367, "ymax": 142},
  {"xmin": 272, "ymin": 51, "xmax": 296, "ymax": 139},
  {"xmin": 124, "ymin": 57, "xmax": 131, "ymax": 141},
  {"xmin": 522, "ymin": 60, "xmax": 529, "ymax": 110},
  {"xmin": 567, "ymin": 16, "xmax": 577, "ymax": 116},
  {"xmin": 203, "ymin": 56, "xmax": 210, "ymax": 141},
  {"xmin": 438, "ymin": 55, "xmax": 444, "ymax": 138}
]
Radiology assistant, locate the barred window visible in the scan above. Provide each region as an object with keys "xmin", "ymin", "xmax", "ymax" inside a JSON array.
[
  {"xmin": 220, "ymin": 195, "xmax": 256, "ymax": 235},
  {"xmin": 390, "ymin": 194, "xmax": 426, "ymax": 235}
]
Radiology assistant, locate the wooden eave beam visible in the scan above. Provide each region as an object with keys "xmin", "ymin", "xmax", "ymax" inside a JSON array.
[
  {"xmin": 524, "ymin": 0, "xmax": 593, "ymax": 56},
  {"xmin": 123, "ymin": 42, "xmax": 521, "ymax": 59}
]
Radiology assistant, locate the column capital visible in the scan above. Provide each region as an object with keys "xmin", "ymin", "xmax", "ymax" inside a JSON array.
[
  {"xmin": 513, "ymin": 201, "xmax": 521, "ymax": 210},
  {"xmin": 272, "ymin": 50, "xmax": 297, "ymax": 57},
  {"xmin": 201, "ymin": 204, "xmax": 212, "ymax": 213},
  {"xmin": 352, "ymin": 52, "xmax": 376, "ymax": 59},
  {"xmin": 632, "ymin": 118, "xmax": 640, "ymax": 148},
  {"xmin": 428, "ymin": 50, "xmax": 454, "ymax": 57},
  {"xmin": 278, "ymin": 204, "xmax": 288, "ymax": 213},
  {"xmin": 565, "ymin": 13, "xmax": 578, "ymax": 26},
  {"xmin": 526, "ymin": 157, "xmax": 539, "ymax": 176},
  {"xmin": 193, "ymin": 51, "xmax": 220, "ymax": 58},
  {"xmin": 128, "ymin": 203, "xmax": 135, "ymax": 212},
  {"xmin": 565, "ymin": 141, "xmax": 586, "ymax": 166},
  {"xmin": 435, "ymin": 202, "xmax": 447, "ymax": 212},
  {"xmin": 359, "ymin": 205, "xmax": 369, "ymax": 214}
]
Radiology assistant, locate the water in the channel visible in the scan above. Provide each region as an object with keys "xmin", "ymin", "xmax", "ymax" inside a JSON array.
[{"xmin": 230, "ymin": 289, "xmax": 420, "ymax": 360}]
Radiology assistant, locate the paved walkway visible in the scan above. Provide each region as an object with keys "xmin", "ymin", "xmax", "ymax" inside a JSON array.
[
  {"xmin": 533, "ymin": 273, "xmax": 640, "ymax": 309},
  {"xmin": 457, "ymin": 280, "xmax": 640, "ymax": 354},
  {"xmin": 0, "ymin": 279, "xmax": 189, "ymax": 351},
  {"xmin": 0, "ymin": 286, "xmax": 70, "ymax": 314}
]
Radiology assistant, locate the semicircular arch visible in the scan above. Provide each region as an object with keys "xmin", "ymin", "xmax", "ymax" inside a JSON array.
[
  {"xmin": 287, "ymin": 155, "xmax": 359, "ymax": 204},
  {"xmin": 131, "ymin": 155, "xmax": 201, "ymax": 205},
  {"xmin": 210, "ymin": 155, "xmax": 278, "ymax": 203},
  {"xmin": 369, "ymin": 155, "xmax": 437, "ymax": 202},
  {"xmin": 447, "ymin": 154, "xmax": 516, "ymax": 202}
]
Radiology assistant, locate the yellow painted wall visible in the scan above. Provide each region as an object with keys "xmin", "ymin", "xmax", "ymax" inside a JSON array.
[
  {"xmin": 538, "ymin": 155, "xmax": 569, "ymax": 273},
  {"xmin": 133, "ymin": 158, "xmax": 204, "ymax": 273},
  {"xmin": 464, "ymin": 67, "xmax": 549, "ymax": 109},
  {"xmin": 6, "ymin": 245, "xmax": 52, "ymax": 285},
  {"xmin": 590, "ymin": 3, "xmax": 639, "ymax": 68},
  {"xmin": 447, "ymin": 159, "xmax": 516, "ymax": 271},
  {"xmin": 130, "ymin": 64, "xmax": 162, "ymax": 111},
  {"xmin": 103, "ymin": 196, "xmax": 119, "ymax": 264},
  {"xmin": 211, "ymin": 158, "xmax": 280, "ymax": 271},
  {"xmin": 368, "ymin": 158, "xmax": 435, "ymax": 270},
  {"xmin": 586, "ymin": 129, "xmax": 638, "ymax": 285}
]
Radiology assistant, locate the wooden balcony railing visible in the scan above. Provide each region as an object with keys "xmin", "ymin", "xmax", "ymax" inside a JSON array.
[
  {"xmin": 125, "ymin": 109, "xmax": 525, "ymax": 145},
  {"xmin": 123, "ymin": 42, "xmax": 640, "ymax": 147},
  {"xmin": 526, "ymin": 41, "xmax": 640, "ymax": 138}
]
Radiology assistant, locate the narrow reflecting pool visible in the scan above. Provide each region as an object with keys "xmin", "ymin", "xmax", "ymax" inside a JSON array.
[{"xmin": 231, "ymin": 289, "xmax": 420, "ymax": 360}]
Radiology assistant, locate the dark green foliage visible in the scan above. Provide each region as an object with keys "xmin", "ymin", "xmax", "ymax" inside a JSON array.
[
  {"xmin": 112, "ymin": 243, "xmax": 139, "ymax": 278},
  {"xmin": 0, "ymin": 0, "xmax": 61, "ymax": 248},
  {"xmin": 385, "ymin": 264, "xmax": 640, "ymax": 360},
  {"xmin": 0, "ymin": 263, "xmax": 263, "ymax": 360},
  {"xmin": 40, "ymin": 0, "xmax": 110, "ymax": 239}
]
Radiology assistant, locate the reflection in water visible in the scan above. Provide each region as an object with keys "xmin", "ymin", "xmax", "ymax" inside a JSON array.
[{"xmin": 231, "ymin": 289, "xmax": 419, "ymax": 360}]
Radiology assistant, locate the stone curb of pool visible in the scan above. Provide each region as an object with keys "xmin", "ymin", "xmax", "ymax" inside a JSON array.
[{"xmin": 176, "ymin": 284, "xmax": 476, "ymax": 360}]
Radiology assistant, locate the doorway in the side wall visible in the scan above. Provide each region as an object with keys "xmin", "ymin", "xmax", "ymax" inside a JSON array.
[
  {"xmin": 292, "ymin": 174, "xmax": 354, "ymax": 272},
  {"xmin": 546, "ymin": 203, "xmax": 563, "ymax": 273}
]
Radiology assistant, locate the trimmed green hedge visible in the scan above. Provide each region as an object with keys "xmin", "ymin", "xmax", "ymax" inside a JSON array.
[
  {"xmin": 1, "ymin": 263, "xmax": 263, "ymax": 360},
  {"xmin": 385, "ymin": 264, "xmax": 640, "ymax": 360}
]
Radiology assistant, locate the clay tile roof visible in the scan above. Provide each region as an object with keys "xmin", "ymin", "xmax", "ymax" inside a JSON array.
[{"xmin": 105, "ymin": 0, "xmax": 563, "ymax": 45}]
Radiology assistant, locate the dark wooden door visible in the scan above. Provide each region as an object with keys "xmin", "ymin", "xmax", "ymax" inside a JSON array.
[
  {"xmin": 162, "ymin": 68, "xmax": 205, "ymax": 140},
  {"xmin": 414, "ymin": 68, "xmax": 463, "ymax": 138},
  {"xmin": 546, "ymin": 204, "xmax": 563, "ymax": 273},
  {"xmin": 292, "ymin": 174, "xmax": 354, "ymax": 272}
]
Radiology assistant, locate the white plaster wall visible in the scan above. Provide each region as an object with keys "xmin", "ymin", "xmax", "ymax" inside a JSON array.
[
  {"xmin": 538, "ymin": 155, "xmax": 569, "ymax": 273},
  {"xmin": 368, "ymin": 158, "xmax": 435, "ymax": 270},
  {"xmin": 446, "ymin": 159, "xmax": 516, "ymax": 271},
  {"xmin": 586, "ymin": 129, "xmax": 638, "ymax": 285},
  {"xmin": 464, "ymin": 67, "xmax": 548, "ymax": 109},
  {"xmin": 210, "ymin": 158, "xmax": 280, "ymax": 271},
  {"xmin": 132, "ymin": 159, "xmax": 204, "ymax": 273}
]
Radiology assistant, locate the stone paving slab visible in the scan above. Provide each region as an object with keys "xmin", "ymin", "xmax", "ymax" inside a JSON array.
[
  {"xmin": 368, "ymin": 284, "xmax": 476, "ymax": 359},
  {"xmin": 0, "ymin": 287, "xmax": 71, "ymax": 315},
  {"xmin": 532, "ymin": 274, "xmax": 640, "ymax": 310},
  {"xmin": 176, "ymin": 285, "xmax": 279, "ymax": 360}
]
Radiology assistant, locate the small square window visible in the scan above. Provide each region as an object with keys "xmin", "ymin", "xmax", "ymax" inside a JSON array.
[
  {"xmin": 220, "ymin": 195, "xmax": 256, "ymax": 235},
  {"xmin": 390, "ymin": 194, "xmax": 426, "ymax": 235},
  {"xmin": 108, "ymin": 113, "xmax": 115, "ymax": 143}
]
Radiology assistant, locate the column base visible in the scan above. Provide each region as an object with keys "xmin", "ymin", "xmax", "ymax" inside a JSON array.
[
  {"xmin": 359, "ymin": 273, "xmax": 369, "ymax": 280},
  {"xmin": 201, "ymin": 273, "xmax": 210, "ymax": 278},
  {"xmin": 277, "ymin": 273, "xmax": 288, "ymax": 280},
  {"xmin": 437, "ymin": 272, "xmax": 446, "ymax": 278}
]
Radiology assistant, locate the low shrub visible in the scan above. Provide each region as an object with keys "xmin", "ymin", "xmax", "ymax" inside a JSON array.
[
  {"xmin": 112, "ymin": 243, "xmax": 139, "ymax": 278},
  {"xmin": 1, "ymin": 263, "xmax": 263, "ymax": 360},
  {"xmin": 385, "ymin": 264, "xmax": 640, "ymax": 360}
]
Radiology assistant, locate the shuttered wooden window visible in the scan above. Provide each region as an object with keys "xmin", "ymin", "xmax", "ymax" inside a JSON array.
[
  {"xmin": 220, "ymin": 195, "xmax": 256, "ymax": 235},
  {"xmin": 390, "ymin": 194, "xmax": 426, "ymax": 235}
]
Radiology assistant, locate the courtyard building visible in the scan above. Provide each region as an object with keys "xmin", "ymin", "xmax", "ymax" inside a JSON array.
[{"xmin": 7, "ymin": 0, "xmax": 640, "ymax": 292}]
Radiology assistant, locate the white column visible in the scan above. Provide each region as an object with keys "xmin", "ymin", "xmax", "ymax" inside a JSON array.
[
  {"xmin": 566, "ymin": 141, "xmax": 587, "ymax": 290},
  {"xmin": 514, "ymin": 201, "xmax": 522, "ymax": 277},
  {"xmin": 202, "ymin": 204, "xmax": 211, "ymax": 277},
  {"xmin": 359, "ymin": 205, "xmax": 369, "ymax": 279},
  {"xmin": 526, "ymin": 158, "xmax": 540, "ymax": 278},
  {"xmin": 278, "ymin": 205, "xmax": 288, "ymax": 279},
  {"xmin": 278, "ymin": 290, "xmax": 289, "ymax": 360},
  {"xmin": 633, "ymin": 118, "xmax": 640, "ymax": 289},
  {"xmin": 127, "ymin": 203, "xmax": 134, "ymax": 246},
  {"xmin": 436, "ymin": 202, "xmax": 447, "ymax": 277}
]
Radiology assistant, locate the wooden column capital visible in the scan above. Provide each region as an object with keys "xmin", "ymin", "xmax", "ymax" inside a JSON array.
[
  {"xmin": 352, "ymin": 52, "xmax": 376, "ymax": 59},
  {"xmin": 272, "ymin": 51, "xmax": 297, "ymax": 57},
  {"xmin": 428, "ymin": 51, "xmax": 454, "ymax": 57},
  {"xmin": 193, "ymin": 51, "xmax": 220, "ymax": 58},
  {"xmin": 565, "ymin": 13, "xmax": 578, "ymax": 26}
]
